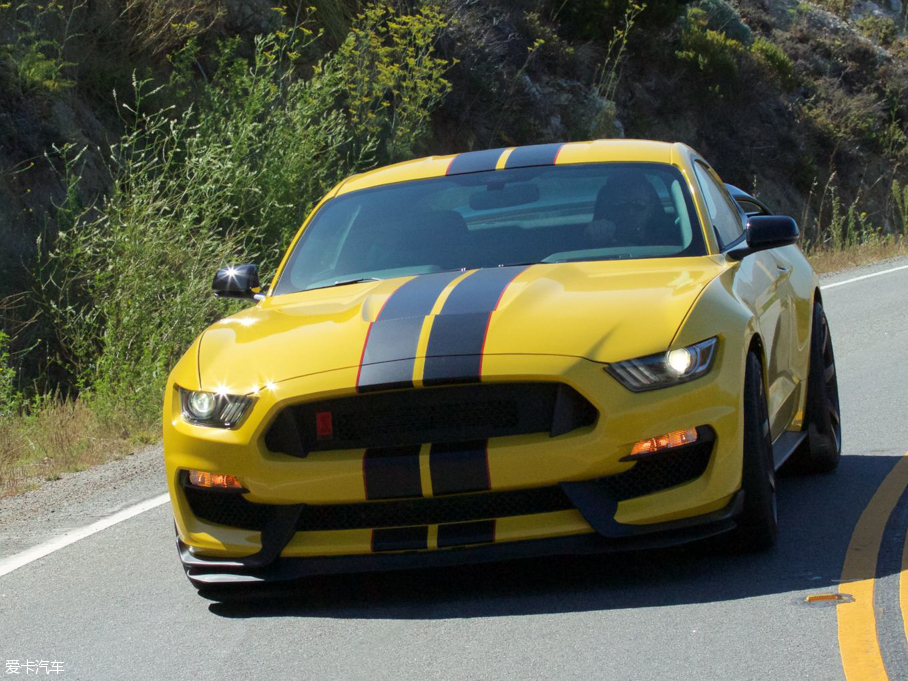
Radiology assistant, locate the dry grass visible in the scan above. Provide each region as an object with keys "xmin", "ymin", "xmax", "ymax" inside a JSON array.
[
  {"xmin": 806, "ymin": 237, "xmax": 908, "ymax": 274},
  {"xmin": 0, "ymin": 397, "xmax": 156, "ymax": 499},
  {"xmin": 121, "ymin": 0, "xmax": 226, "ymax": 58}
]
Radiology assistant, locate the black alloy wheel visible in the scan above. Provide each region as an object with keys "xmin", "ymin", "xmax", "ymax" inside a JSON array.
[
  {"xmin": 788, "ymin": 302, "xmax": 842, "ymax": 474},
  {"xmin": 728, "ymin": 351, "xmax": 778, "ymax": 552}
]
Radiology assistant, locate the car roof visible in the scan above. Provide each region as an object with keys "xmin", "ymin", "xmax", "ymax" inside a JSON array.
[{"xmin": 335, "ymin": 139, "xmax": 687, "ymax": 196}]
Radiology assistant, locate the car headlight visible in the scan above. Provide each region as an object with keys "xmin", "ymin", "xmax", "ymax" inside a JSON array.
[
  {"xmin": 179, "ymin": 388, "xmax": 254, "ymax": 428},
  {"xmin": 605, "ymin": 337, "xmax": 718, "ymax": 392}
]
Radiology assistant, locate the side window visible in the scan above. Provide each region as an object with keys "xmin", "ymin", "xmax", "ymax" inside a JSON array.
[{"xmin": 694, "ymin": 163, "xmax": 744, "ymax": 248}]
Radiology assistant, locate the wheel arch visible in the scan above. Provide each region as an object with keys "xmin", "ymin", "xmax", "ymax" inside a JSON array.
[{"xmin": 746, "ymin": 332, "xmax": 769, "ymax": 395}]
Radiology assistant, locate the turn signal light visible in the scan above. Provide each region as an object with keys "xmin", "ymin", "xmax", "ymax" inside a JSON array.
[
  {"xmin": 188, "ymin": 470, "xmax": 243, "ymax": 489},
  {"xmin": 630, "ymin": 428, "xmax": 698, "ymax": 457}
]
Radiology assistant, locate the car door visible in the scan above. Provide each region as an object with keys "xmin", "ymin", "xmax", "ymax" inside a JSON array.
[
  {"xmin": 725, "ymin": 183, "xmax": 806, "ymax": 430},
  {"xmin": 693, "ymin": 163, "xmax": 796, "ymax": 439}
]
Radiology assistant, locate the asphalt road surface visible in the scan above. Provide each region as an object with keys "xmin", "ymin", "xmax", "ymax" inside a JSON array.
[{"xmin": 2, "ymin": 257, "xmax": 908, "ymax": 681}]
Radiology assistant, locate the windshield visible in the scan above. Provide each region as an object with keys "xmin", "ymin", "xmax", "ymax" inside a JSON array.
[{"xmin": 273, "ymin": 162, "xmax": 705, "ymax": 295}]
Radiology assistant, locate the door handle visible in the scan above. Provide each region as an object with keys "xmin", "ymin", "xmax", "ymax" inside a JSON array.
[{"xmin": 776, "ymin": 263, "xmax": 791, "ymax": 274}]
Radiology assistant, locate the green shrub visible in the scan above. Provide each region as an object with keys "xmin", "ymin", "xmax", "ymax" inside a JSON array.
[
  {"xmin": 120, "ymin": 0, "xmax": 226, "ymax": 58},
  {"xmin": 751, "ymin": 36, "xmax": 795, "ymax": 90},
  {"xmin": 800, "ymin": 79, "xmax": 881, "ymax": 147},
  {"xmin": 34, "ymin": 3, "xmax": 454, "ymax": 422},
  {"xmin": 0, "ymin": 0, "xmax": 83, "ymax": 93},
  {"xmin": 894, "ymin": 179, "xmax": 908, "ymax": 235},
  {"xmin": 334, "ymin": 3, "xmax": 452, "ymax": 162},
  {"xmin": 0, "ymin": 331, "xmax": 19, "ymax": 417},
  {"xmin": 810, "ymin": 0, "xmax": 851, "ymax": 18},
  {"xmin": 856, "ymin": 14, "xmax": 897, "ymax": 46},
  {"xmin": 676, "ymin": 7, "xmax": 745, "ymax": 93}
]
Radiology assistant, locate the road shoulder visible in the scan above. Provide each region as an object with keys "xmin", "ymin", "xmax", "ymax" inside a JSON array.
[{"xmin": 0, "ymin": 443, "xmax": 165, "ymax": 562}]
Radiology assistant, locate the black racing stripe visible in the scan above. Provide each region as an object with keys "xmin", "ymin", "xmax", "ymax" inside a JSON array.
[
  {"xmin": 874, "ymin": 482, "xmax": 908, "ymax": 676},
  {"xmin": 356, "ymin": 360, "xmax": 418, "ymax": 394},
  {"xmin": 423, "ymin": 266, "xmax": 528, "ymax": 386},
  {"xmin": 363, "ymin": 445, "xmax": 422, "ymax": 500},
  {"xmin": 504, "ymin": 143, "xmax": 564, "ymax": 169},
  {"xmin": 421, "ymin": 313, "xmax": 486, "ymax": 385},
  {"xmin": 357, "ymin": 271, "xmax": 462, "ymax": 392},
  {"xmin": 372, "ymin": 525, "xmax": 429, "ymax": 552},
  {"xmin": 378, "ymin": 272, "xmax": 462, "ymax": 321},
  {"xmin": 429, "ymin": 440, "xmax": 490, "ymax": 496},
  {"xmin": 437, "ymin": 520, "xmax": 496, "ymax": 548},
  {"xmin": 446, "ymin": 148, "xmax": 507, "ymax": 175}
]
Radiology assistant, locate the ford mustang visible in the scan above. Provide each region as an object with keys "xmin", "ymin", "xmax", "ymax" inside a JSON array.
[{"xmin": 163, "ymin": 140, "xmax": 841, "ymax": 588}]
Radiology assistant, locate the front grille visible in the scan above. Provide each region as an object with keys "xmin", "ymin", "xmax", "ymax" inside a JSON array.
[
  {"xmin": 333, "ymin": 399, "xmax": 517, "ymax": 443},
  {"xmin": 265, "ymin": 382, "xmax": 598, "ymax": 458},
  {"xmin": 183, "ymin": 484, "xmax": 575, "ymax": 532}
]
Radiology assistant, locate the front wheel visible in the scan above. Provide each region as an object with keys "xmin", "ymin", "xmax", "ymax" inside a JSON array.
[
  {"xmin": 728, "ymin": 351, "xmax": 778, "ymax": 552},
  {"xmin": 787, "ymin": 302, "xmax": 842, "ymax": 474}
]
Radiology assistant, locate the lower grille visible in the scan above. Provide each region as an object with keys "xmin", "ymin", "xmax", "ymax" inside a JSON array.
[
  {"xmin": 183, "ymin": 485, "xmax": 575, "ymax": 532},
  {"xmin": 598, "ymin": 431, "xmax": 715, "ymax": 501},
  {"xmin": 182, "ymin": 433, "xmax": 714, "ymax": 532}
]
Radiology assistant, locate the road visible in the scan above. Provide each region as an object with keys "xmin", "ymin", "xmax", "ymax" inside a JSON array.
[{"xmin": 2, "ymin": 257, "xmax": 908, "ymax": 681}]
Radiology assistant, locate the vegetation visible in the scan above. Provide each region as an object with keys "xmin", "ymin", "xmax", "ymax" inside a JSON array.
[{"xmin": 1, "ymin": 0, "xmax": 908, "ymax": 495}]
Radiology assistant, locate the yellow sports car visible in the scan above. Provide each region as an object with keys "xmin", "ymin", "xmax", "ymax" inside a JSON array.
[{"xmin": 164, "ymin": 140, "xmax": 841, "ymax": 588}]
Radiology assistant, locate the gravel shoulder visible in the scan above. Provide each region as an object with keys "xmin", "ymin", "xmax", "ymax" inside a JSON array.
[{"xmin": 0, "ymin": 443, "xmax": 165, "ymax": 562}]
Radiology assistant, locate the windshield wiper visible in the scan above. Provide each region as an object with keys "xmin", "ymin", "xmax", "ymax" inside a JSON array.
[{"xmin": 305, "ymin": 277, "xmax": 382, "ymax": 291}]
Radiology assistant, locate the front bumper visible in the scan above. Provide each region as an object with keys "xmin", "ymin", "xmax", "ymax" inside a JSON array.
[
  {"xmin": 180, "ymin": 490, "xmax": 743, "ymax": 586},
  {"xmin": 166, "ymin": 351, "xmax": 747, "ymax": 574}
]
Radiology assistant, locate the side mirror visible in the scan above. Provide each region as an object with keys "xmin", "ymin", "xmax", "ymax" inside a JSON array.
[
  {"xmin": 213, "ymin": 264, "xmax": 261, "ymax": 300},
  {"xmin": 728, "ymin": 216, "xmax": 799, "ymax": 260}
]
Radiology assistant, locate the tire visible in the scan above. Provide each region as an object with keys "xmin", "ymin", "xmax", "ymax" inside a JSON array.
[
  {"xmin": 787, "ymin": 302, "xmax": 842, "ymax": 474},
  {"xmin": 728, "ymin": 351, "xmax": 778, "ymax": 551}
]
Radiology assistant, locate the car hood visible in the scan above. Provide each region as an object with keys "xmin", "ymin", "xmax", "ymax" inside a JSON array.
[{"xmin": 197, "ymin": 258, "xmax": 725, "ymax": 391}]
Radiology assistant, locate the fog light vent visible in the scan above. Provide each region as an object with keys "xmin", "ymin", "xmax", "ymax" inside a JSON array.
[
  {"xmin": 187, "ymin": 470, "xmax": 243, "ymax": 490},
  {"xmin": 627, "ymin": 428, "xmax": 698, "ymax": 459}
]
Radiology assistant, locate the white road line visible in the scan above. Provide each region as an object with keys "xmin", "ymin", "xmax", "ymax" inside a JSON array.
[
  {"xmin": 0, "ymin": 493, "xmax": 170, "ymax": 579},
  {"xmin": 821, "ymin": 263, "xmax": 908, "ymax": 291},
  {"xmin": 2, "ymin": 260, "xmax": 906, "ymax": 579}
]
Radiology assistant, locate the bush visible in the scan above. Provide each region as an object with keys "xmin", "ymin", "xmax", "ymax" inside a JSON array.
[
  {"xmin": 800, "ymin": 78, "xmax": 882, "ymax": 147},
  {"xmin": 676, "ymin": 7, "xmax": 745, "ymax": 93},
  {"xmin": 856, "ymin": 14, "xmax": 898, "ymax": 46},
  {"xmin": 0, "ymin": 331, "xmax": 19, "ymax": 417},
  {"xmin": 894, "ymin": 179, "xmax": 908, "ymax": 235},
  {"xmin": 0, "ymin": 1, "xmax": 83, "ymax": 93},
  {"xmin": 34, "ymin": 3, "xmax": 454, "ymax": 422},
  {"xmin": 751, "ymin": 36, "xmax": 795, "ymax": 90},
  {"xmin": 120, "ymin": 0, "xmax": 226, "ymax": 58},
  {"xmin": 333, "ymin": 3, "xmax": 452, "ymax": 162}
]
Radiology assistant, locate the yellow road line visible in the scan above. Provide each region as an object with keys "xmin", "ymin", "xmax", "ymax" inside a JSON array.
[
  {"xmin": 838, "ymin": 454, "xmax": 908, "ymax": 681},
  {"xmin": 901, "ymin": 523, "xmax": 908, "ymax": 646}
]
